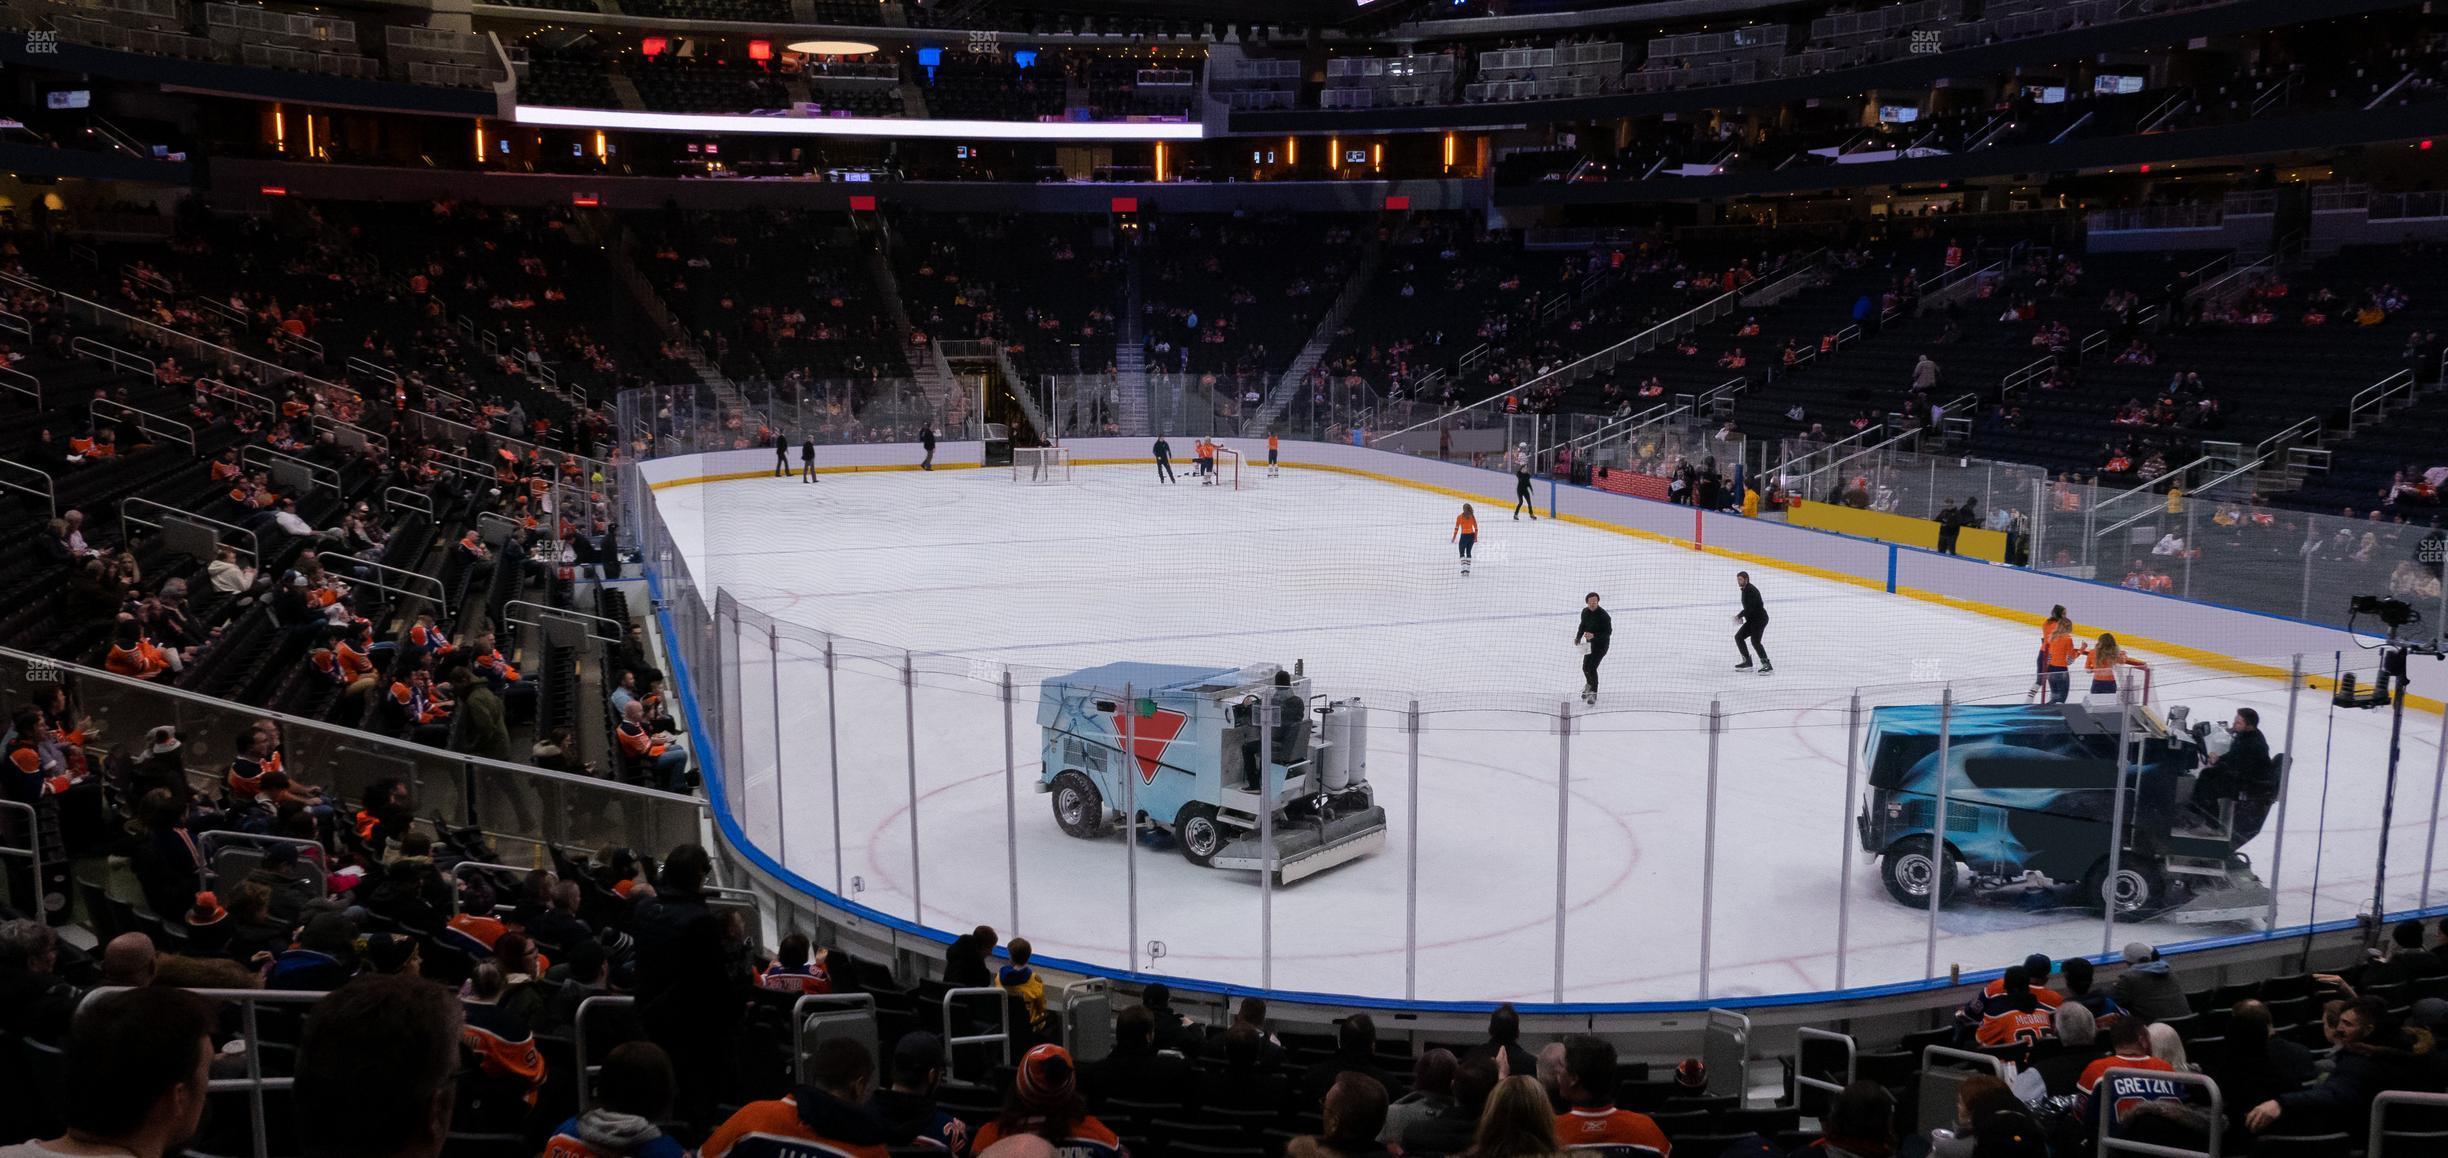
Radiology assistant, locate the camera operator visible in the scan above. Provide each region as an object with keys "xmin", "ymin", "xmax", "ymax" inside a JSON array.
[{"xmin": 2194, "ymin": 708, "xmax": 2277, "ymax": 822}]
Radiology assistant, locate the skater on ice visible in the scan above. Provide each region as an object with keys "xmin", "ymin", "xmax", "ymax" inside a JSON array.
[
  {"xmin": 1733, "ymin": 571, "xmax": 1772, "ymax": 673},
  {"xmin": 1153, "ymin": 435, "xmax": 1176, "ymax": 484},
  {"xmin": 1575, "ymin": 592, "xmax": 1610, "ymax": 704},
  {"xmin": 2033, "ymin": 604, "xmax": 2075, "ymax": 703},
  {"xmin": 1512, "ymin": 443, "xmax": 1538, "ymax": 520},
  {"xmin": 1267, "ymin": 431, "xmax": 1281, "ymax": 477},
  {"xmin": 1451, "ymin": 504, "xmax": 1477, "ymax": 575}
]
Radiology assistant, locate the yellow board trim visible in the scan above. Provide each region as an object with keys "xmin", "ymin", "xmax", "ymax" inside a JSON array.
[{"xmin": 646, "ymin": 455, "xmax": 2440, "ymax": 713}]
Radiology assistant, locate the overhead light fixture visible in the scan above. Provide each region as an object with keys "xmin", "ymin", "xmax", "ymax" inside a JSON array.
[{"xmin": 787, "ymin": 39, "xmax": 880, "ymax": 55}]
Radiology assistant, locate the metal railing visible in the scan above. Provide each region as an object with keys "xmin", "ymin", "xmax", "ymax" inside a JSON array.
[
  {"xmin": 71, "ymin": 335, "xmax": 156, "ymax": 378},
  {"xmin": 90, "ymin": 397, "xmax": 195, "ymax": 454},
  {"xmin": 200, "ymin": 378, "xmax": 273, "ymax": 419},
  {"xmin": 241, "ymin": 445, "xmax": 343, "ymax": 495},
  {"xmin": 504, "ymin": 599, "xmax": 622, "ymax": 642},
  {"xmin": 1791, "ymin": 1026, "xmax": 1856, "ymax": 1109},
  {"xmin": 2371, "ymin": 1090, "xmax": 2448, "ymax": 1157},
  {"xmin": 792, "ymin": 993, "xmax": 880, "ymax": 1088},
  {"xmin": 0, "ymin": 798, "xmax": 41, "ymax": 918},
  {"xmin": 0, "ymin": 457, "xmax": 55, "ymax": 520},
  {"xmin": 2347, "ymin": 369, "xmax": 2418, "ymax": 437},
  {"xmin": 2095, "ymin": 1066, "xmax": 2222, "ymax": 1158},
  {"xmin": 1372, "ymin": 282, "xmax": 1751, "ymax": 445},
  {"xmin": 0, "ymin": 363, "xmax": 38, "ymax": 406},
  {"xmin": 940, "ymin": 986, "xmax": 1016, "ymax": 1085},
  {"xmin": 0, "ymin": 309, "xmax": 29, "ymax": 339},
  {"xmin": 383, "ymin": 486, "xmax": 434, "ymax": 518},
  {"xmin": 316, "ymin": 552, "xmax": 448, "ymax": 607},
  {"xmin": 574, "ymin": 994, "xmax": 635, "ymax": 1114},
  {"xmin": 79, "ymin": 986, "xmax": 323, "ymax": 1158},
  {"xmin": 121, "ymin": 496, "xmax": 259, "ymax": 567}
]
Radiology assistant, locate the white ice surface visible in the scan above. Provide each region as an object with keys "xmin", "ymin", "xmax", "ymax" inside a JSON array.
[{"xmin": 656, "ymin": 463, "xmax": 2447, "ymax": 1004}]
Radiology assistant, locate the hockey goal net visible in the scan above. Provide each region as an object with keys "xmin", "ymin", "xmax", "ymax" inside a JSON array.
[
  {"xmin": 1206, "ymin": 446, "xmax": 1242, "ymax": 491},
  {"xmin": 1013, "ymin": 446, "xmax": 1074, "ymax": 483}
]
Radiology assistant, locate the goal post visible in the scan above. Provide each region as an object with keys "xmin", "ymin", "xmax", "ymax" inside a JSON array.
[
  {"xmin": 1210, "ymin": 446, "xmax": 1242, "ymax": 491},
  {"xmin": 1013, "ymin": 446, "xmax": 1074, "ymax": 483}
]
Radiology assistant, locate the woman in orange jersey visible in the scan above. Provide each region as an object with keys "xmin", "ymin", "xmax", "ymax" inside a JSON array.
[
  {"xmin": 1266, "ymin": 430, "xmax": 1281, "ymax": 477},
  {"xmin": 2085, "ymin": 632, "xmax": 2150, "ymax": 703},
  {"xmin": 1451, "ymin": 503, "xmax": 1479, "ymax": 575},
  {"xmin": 2033, "ymin": 604, "xmax": 2077, "ymax": 704}
]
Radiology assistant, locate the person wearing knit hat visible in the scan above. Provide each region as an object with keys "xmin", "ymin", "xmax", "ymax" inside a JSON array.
[
  {"xmin": 972, "ymin": 1045, "xmax": 1125, "ymax": 1158},
  {"xmin": 184, "ymin": 891, "xmax": 230, "ymax": 959}
]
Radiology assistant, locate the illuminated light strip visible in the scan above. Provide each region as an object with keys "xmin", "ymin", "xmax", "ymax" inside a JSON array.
[{"xmin": 512, "ymin": 105, "xmax": 1206, "ymax": 141}]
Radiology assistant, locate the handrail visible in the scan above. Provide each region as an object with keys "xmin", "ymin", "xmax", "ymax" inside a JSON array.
[
  {"xmin": 71, "ymin": 335, "xmax": 156, "ymax": 378},
  {"xmin": 505, "ymin": 599, "xmax": 622, "ymax": 642},
  {"xmin": 316, "ymin": 552, "xmax": 448, "ymax": 606},
  {"xmin": 1920, "ymin": 1044, "xmax": 2006, "ymax": 1075},
  {"xmin": 940, "ymin": 985, "xmax": 1016, "ymax": 1085},
  {"xmin": 2186, "ymin": 252, "xmax": 2275, "ymax": 306},
  {"xmin": 2371, "ymin": 1090, "xmax": 2448, "ymax": 1157},
  {"xmin": 1372, "ymin": 277, "xmax": 1754, "ymax": 444},
  {"xmin": 241, "ymin": 445, "xmax": 344, "ymax": 495},
  {"xmin": 1792, "ymin": 1026, "xmax": 1855, "ymax": 1107},
  {"xmin": 121, "ymin": 263, "xmax": 174, "ymax": 297},
  {"xmin": 1771, "ymin": 420, "xmax": 1884, "ymax": 482},
  {"xmin": 791, "ymin": 993, "xmax": 880, "ymax": 1088},
  {"xmin": 311, "ymin": 415, "xmax": 390, "ymax": 459},
  {"xmin": 2001, "ymin": 353, "xmax": 2055, "ymax": 398},
  {"xmin": 2095, "ymin": 455, "xmax": 2262, "ymax": 542},
  {"xmin": 199, "ymin": 377, "xmax": 274, "ymax": 417},
  {"xmin": 347, "ymin": 355, "xmax": 400, "ymax": 386},
  {"xmin": 1564, "ymin": 402, "xmax": 1676, "ymax": 451},
  {"xmin": 121, "ymin": 496, "xmax": 260, "ymax": 568},
  {"xmin": 383, "ymin": 486, "xmax": 434, "ymax": 518},
  {"xmin": 79, "ymin": 985, "xmax": 326, "ymax": 1158},
  {"xmin": 574, "ymin": 994, "xmax": 638, "ymax": 1114},
  {"xmin": 0, "ymin": 799, "xmax": 42, "ymax": 933},
  {"xmin": 0, "ymin": 360, "xmax": 31, "ymax": 405},
  {"xmin": 0, "ymin": 309, "xmax": 28, "ymax": 338},
  {"xmin": 90, "ymin": 397, "xmax": 195, "ymax": 454},
  {"xmin": 2347, "ymin": 368, "xmax": 2417, "ymax": 436},
  {"xmin": 2095, "ymin": 1066, "xmax": 2222, "ymax": 1158},
  {"xmin": 1797, "ymin": 424, "xmax": 1923, "ymax": 498},
  {"xmin": 2252, "ymin": 415, "xmax": 2322, "ymax": 464},
  {"xmin": 7, "ymin": 268, "xmax": 609, "ymax": 474},
  {"xmin": 2091, "ymin": 453, "xmax": 2214, "ymax": 526},
  {"xmin": 192, "ymin": 294, "xmax": 248, "ymax": 327},
  {"xmin": 0, "ymin": 457, "xmax": 55, "ymax": 519}
]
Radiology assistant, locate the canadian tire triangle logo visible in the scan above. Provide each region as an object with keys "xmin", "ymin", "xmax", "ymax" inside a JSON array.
[{"xmin": 1115, "ymin": 707, "xmax": 1188, "ymax": 784}]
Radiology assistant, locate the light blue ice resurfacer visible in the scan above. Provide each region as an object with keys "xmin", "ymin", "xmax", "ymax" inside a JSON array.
[{"xmin": 1036, "ymin": 661, "xmax": 1386, "ymax": 884}]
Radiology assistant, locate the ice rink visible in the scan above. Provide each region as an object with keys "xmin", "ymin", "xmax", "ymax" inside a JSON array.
[{"xmin": 653, "ymin": 459, "xmax": 2446, "ymax": 1004}]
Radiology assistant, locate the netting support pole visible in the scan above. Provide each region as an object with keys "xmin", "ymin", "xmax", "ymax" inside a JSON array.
[
  {"xmin": 1003, "ymin": 668, "xmax": 1020, "ymax": 937},
  {"xmin": 903, "ymin": 653, "xmax": 922, "ymax": 926},
  {"xmin": 1553, "ymin": 699, "xmax": 1572, "ymax": 1004},
  {"xmin": 2419, "ymin": 703, "xmax": 2446, "ymax": 911},
  {"xmin": 825, "ymin": 637, "xmax": 844, "ymax": 894},
  {"xmin": 1259, "ymin": 695, "xmax": 1275, "ymax": 991},
  {"xmin": 770, "ymin": 621, "xmax": 785, "ymax": 872},
  {"xmin": 2102, "ymin": 682, "xmax": 2136, "ymax": 957},
  {"xmin": 2266, "ymin": 655, "xmax": 2302, "ymax": 931},
  {"xmin": 1925, "ymin": 685, "xmax": 1951, "ymax": 982},
  {"xmin": 1835, "ymin": 690, "xmax": 1864, "ymax": 992},
  {"xmin": 1699, "ymin": 698, "xmax": 1722, "ymax": 1000},
  {"xmin": 1124, "ymin": 683, "xmax": 1140, "ymax": 976},
  {"xmin": 1405, "ymin": 699, "xmax": 1421, "ymax": 1001}
]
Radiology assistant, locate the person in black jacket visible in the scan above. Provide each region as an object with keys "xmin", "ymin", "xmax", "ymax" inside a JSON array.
[
  {"xmin": 1575, "ymin": 592, "xmax": 1611, "ymax": 706},
  {"xmin": 800, "ymin": 435, "xmax": 817, "ymax": 484},
  {"xmin": 2203, "ymin": 1000, "xmax": 2316, "ymax": 1136},
  {"xmin": 631, "ymin": 844, "xmax": 749, "ymax": 1128},
  {"xmin": 773, "ymin": 431, "xmax": 789, "ymax": 478},
  {"xmin": 2247, "ymin": 996, "xmax": 2436, "ymax": 1137},
  {"xmin": 920, "ymin": 425, "xmax": 937, "ymax": 471},
  {"xmin": 1153, "ymin": 436, "xmax": 1176, "ymax": 484},
  {"xmin": 2195, "ymin": 708, "xmax": 2278, "ymax": 821},
  {"xmin": 1733, "ymin": 571, "xmax": 1772, "ymax": 674},
  {"xmin": 1084, "ymin": 1004, "xmax": 1195, "ymax": 1108}
]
